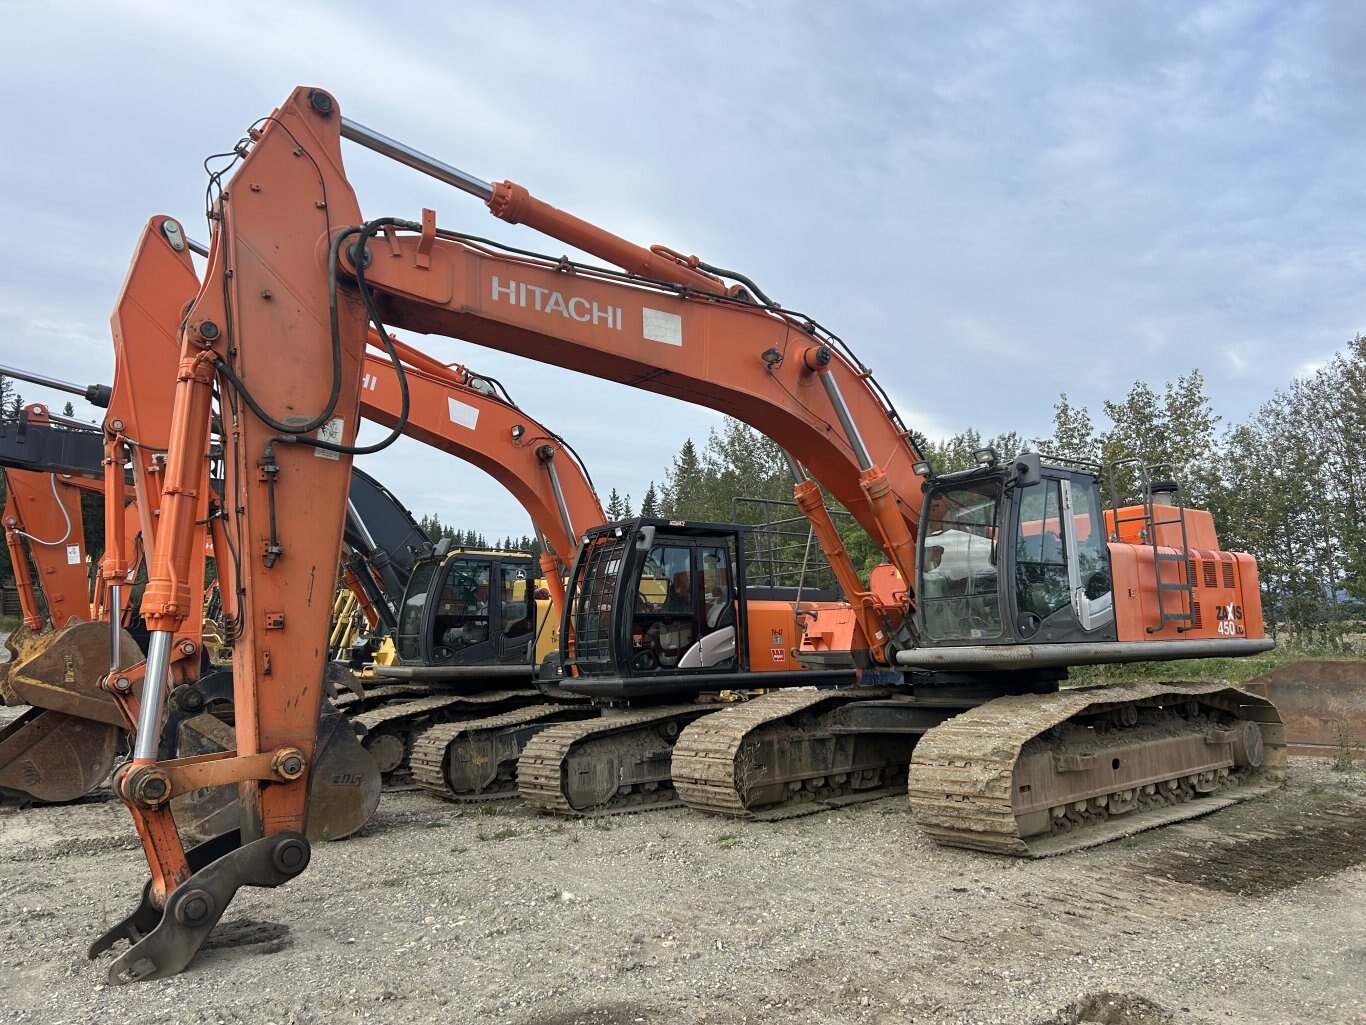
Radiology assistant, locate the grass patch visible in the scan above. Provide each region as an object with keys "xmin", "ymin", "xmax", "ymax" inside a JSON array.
[
  {"xmin": 591, "ymin": 818, "xmax": 613, "ymax": 831},
  {"xmin": 424, "ymin": 819, "xmax": 448, "ymax": 829},
  {"xmin": 476, "ymin": 827, "xmax": 520, "ymax": 842},
  {"xmin": 1121, "ymin": 835, "xmax": 1139, "ymax": 849},
  {"xmin": 714, "ymin": 833, "xmax": 741, "ymax": 849},
  {"xmin": 0, "ymin": 614, "xmax": 19, "ymax": 637},
  {"xmin": 475, "ymin": 803, "xmax": 499, "ymax": 818},
  {"xmin": 1067, "ymin": 639, "xmax": 1362, "ymax": 688},
  {"xmin": 381, "ymin": 878, "xmax": 404, "ymax": 887}
]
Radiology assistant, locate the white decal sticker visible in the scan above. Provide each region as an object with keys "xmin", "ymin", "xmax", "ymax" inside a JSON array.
[
  {"xmin": 314, "ymin": 417, "xmax": 344, "ymax": 460},
  {"xmin": 642, "ymin": 308, "xmax": 683, "ymax": 347},
  {"xmin": 66, "ymin": 545, "xmax": 81, "ymax": 565},
  {"xmin": 447, "ymin": 397, "xmax": 480, "ymax": 430}
]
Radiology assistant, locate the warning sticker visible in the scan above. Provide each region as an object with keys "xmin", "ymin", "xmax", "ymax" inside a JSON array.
[
  {"xmin": 66, "ymin": 545, "xmax": 81, "ymax": 565},
  {"xmin": 770, "ymin": 646, "xmax": 786, "ymax": 663},
  {"xmin": 313, "ymin": 417, "xmax": 345, "ymax": 460}
]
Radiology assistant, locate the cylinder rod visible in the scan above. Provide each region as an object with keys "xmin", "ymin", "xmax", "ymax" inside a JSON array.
[
  {"xmin": 0, "ymin": 364, "xmax": 87, "ymax": 397},
  {"xmin": 47, "ymin": 412, "xmax": 102, "ymax": 431},
  {"xmin": 132, "ymin": 630, "xmax": 173, "ymax": 761},
  {"xmin": 540, "ymin": 450, "xmax": 577, "ymax": 549},
  {"xmin": 345, "ymin": 499, "xmax": 379, "ymax": 554},
  {"xmin": 818, "ymin": 369, "xmax": 873, "ymax": 471},
  {"xmin": 108, "ymin": 584, "xmax": 123, "ymax": 672},
  {"xmin": 340, "ymin": 117, "xmax": 494, "ymax": 201}
]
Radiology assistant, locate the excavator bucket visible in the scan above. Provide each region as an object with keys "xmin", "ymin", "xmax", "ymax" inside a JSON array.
[
  {"xmin": 0, "ymin": 620, "xmax": 142, "ymax": 804},
  {"xmin": 0, "ymin": 622, "xmax": 64, "ymax": 704},
  {"xmin": 6, "ymin": 619, "xmax": 142, "ymax": 725},
  {"xmin": 164, "ymin": 667, "xmax": 381, "ymax": 846},
  {"xmin": 1242, "ymin": 660, "xmax": 1366, "ymax": 759},
  {"xmin": 0, "ymin": 708, "xmax": 121, "ymax": 804}
]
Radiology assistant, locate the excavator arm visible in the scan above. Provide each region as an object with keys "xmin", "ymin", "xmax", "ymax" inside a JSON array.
[
  {"xmin": 358, "ymin": 337, "xmax": 604, "ymax": 616},
  {"xmin": 2, "ymin": 463, "xmax": 93, "ymax": 634},
  {"xmin": 0, "ymin": 417, "xmax": 142, "ymax": 804}
]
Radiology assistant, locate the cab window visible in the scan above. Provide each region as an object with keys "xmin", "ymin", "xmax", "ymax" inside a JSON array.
[
  {"xmin": 1015, "ymin": 480, "xmax": 1069, "ymax": 625},
  {"xmin": 433, "ymin": 560, "xmax": 491, "ymax": 653},
  {"xmin": 918, "ymin": 483, "xmax": 1003, "ymax": 641}
]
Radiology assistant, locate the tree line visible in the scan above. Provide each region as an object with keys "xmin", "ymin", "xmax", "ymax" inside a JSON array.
[{"xmin": 415, "ymin": 513, "xmax": 545, "ymax": 560}]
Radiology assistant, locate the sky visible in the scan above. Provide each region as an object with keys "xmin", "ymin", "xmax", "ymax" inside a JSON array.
[{"xmin": 1, "ymin": 0, "xmax": 1363, "ymax": 542}]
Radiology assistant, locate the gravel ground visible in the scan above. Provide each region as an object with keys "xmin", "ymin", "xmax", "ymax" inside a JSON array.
[{"xmin": 1, "ymin": 705, "xmax": 1363, "ymax": 1025}]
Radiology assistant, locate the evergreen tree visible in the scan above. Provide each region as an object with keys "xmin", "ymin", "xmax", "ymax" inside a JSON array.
[
  {"xmin": 605, "ymin": 487, "xmax": 626, "ymax": 520},
  {"xmin": 0, "ymin": 373, "xmax": 20, "ymax": 421},
  {"xmin": 640, "ymin": 482, "xmax": 659, "ymax": 517},
  {"xmin": 662, "ymin": 438, "xmax": 708, "ymax": 518},
  {"xmin": 62, "ymin": 401, "xmax": 75, "ymax": 417}
]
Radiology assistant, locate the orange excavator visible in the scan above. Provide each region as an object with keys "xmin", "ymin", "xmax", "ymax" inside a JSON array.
[
  {"xmin": 3, "ymin": 464, "xmax": 100, "ymax": 637},
  {"xmin": 123, "ymin": 235, "xmax": 614, "ymax": 792},
  {"xmin": 88, "ymin": 87, "xmax": 1283, "ymax": 982},
  {"xmin": 0, "ymin": 446, "xmax": 141, "ymax": 804}
]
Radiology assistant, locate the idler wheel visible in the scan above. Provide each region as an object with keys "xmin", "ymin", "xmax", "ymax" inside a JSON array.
[
  {"xmin": 364, "ymin": 731, "xmax": 407, "ymax": 774},
  {"xmin": 1232, "ymin": 721, "xmax": 1265, "ymax": 769}
]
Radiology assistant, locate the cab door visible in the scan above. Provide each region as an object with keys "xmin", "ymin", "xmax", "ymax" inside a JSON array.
[
  {"xmin": 1010, "ymin": 471, "xmax": 1115, "ymax": 642},
  {"xmin": 1059, "ymin": 475, "xmax": 1114, "ymax": 632},
  {"xmin": 492, "ymin": 559, "xmax": 535, "ymax": 663}
]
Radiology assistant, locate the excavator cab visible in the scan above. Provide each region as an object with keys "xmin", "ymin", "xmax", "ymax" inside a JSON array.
[
  {"xmin": 563, "ymin": 518, "xmax": 744, "ymax": 682},
  {"xmin": 396, "ymin": 544, "xmax": 539, "ymax": 667},
  {"xmin": 915, "ymin": 452, "xmax": 1117, "ymax": 648}
]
